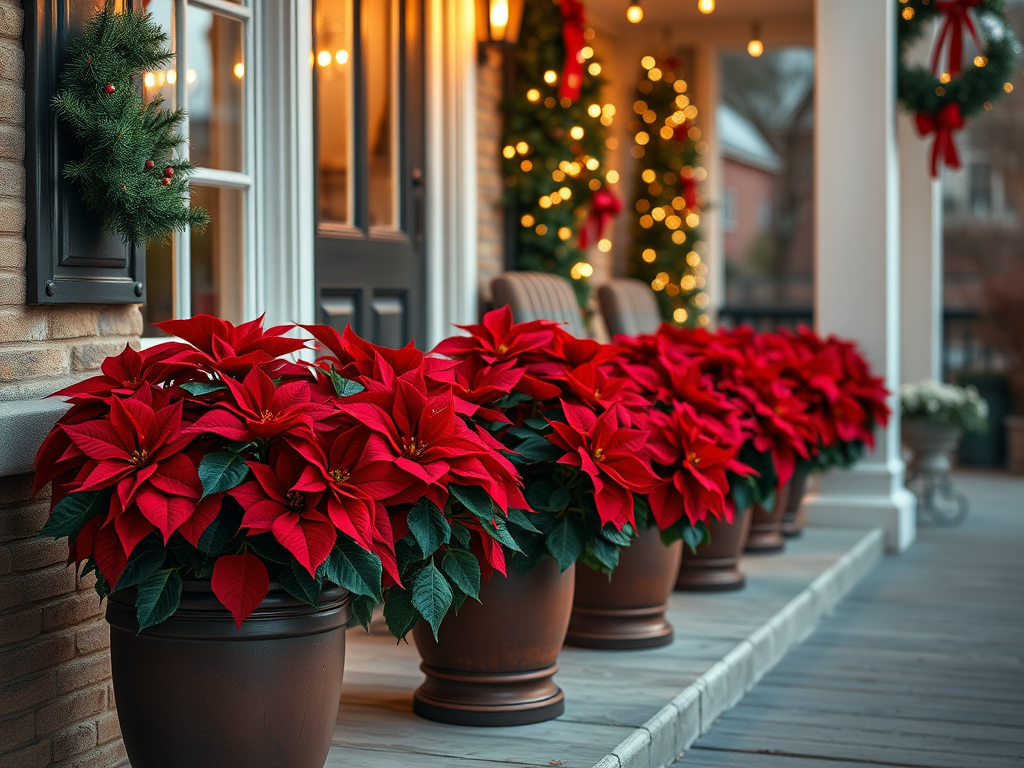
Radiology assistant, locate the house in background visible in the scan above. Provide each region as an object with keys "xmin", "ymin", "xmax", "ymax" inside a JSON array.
[{"xmin": 718, "ymin": 103, "xmax": 782, "ymax": 302}]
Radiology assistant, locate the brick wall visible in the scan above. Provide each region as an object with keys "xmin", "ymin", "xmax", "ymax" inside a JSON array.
[
  {"xmin": 476, "ymin": 46, "xmax": 505, "ymax": 309},
  {"xmin": 0, "ymin": 2, "xmax": 137, "ymax": 766}
]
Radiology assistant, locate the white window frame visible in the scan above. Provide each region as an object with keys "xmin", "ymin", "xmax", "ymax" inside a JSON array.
[{"xmin": 159, "ymin": 0, "xmax": 260, "ymax": 326}]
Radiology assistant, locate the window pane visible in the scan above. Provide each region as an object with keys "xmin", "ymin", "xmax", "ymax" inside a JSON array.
[
  {"xmin": 365, "ymin": 0, "xmax": 397, "ymax": 228},
  {"xmin": 316, "ymin": 0, "xmax": 354, "ymax": 224},
  {"xmin": 142, "ymin": 0, "xmax": 176, "ymax": 108},
  {"xmin": 142, "ymin": 238, "xmax": 174, "ymax": 336},
  {"xmin": 191, "ymin": 186, "xmax": 245, "ymax": 324},
  {"xmin": 187, "ymin": 7, "xmax": 245, "ymax": 172}
]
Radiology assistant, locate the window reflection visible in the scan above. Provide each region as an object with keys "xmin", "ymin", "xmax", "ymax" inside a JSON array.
[
  {"xmin": 191, "ymin": 186, "xmax": 245, "ymax": 324},
  {"xmin": 365, "ymin": 0, "xmax": 397, "ymax": 228},
  {"xmin": 187, "ymin": 6, "xmax": 245, "ymax": 172},
  {"xmin": 141, "ymin": 238, "xmax": 173, "ymax": 336},
  {"xmin": 316, "ymin": 0, "xmax": 354, "ymax": 224},
  {"xmin": 141, "ymin": 0, "xmax": 175, "ymax": 108}
]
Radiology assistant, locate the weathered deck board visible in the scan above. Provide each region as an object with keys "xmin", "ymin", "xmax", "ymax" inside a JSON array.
[
  {"xmin": 681, "ymin": 471, "xmax": 1024, "ymax": 767},
  {"xmin": 329, "ymin": 526, "xmax": 877, "ymax": 767}
]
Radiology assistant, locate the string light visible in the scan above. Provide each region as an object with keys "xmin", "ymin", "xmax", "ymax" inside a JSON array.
[
  {"xmin": 598, "ymin": 238, "xmax": 612, "ymax": 252},
  {"xmin": 335, "ymin": 49, "xmax": 349, "ymax": 65},
  {"xmin": 543, "ymin": 70, "xmax": 558, "ymax": 84},
  {"xmin": 627, "ymin": 1, "xmax": 643, "ymax": 23},
  {"xmin": 588, "ymin": 62, "xmax": 602, "ymax": 75},
  {"xmin": 317, "ymin": 50, "xmax": 332, "ymax": 67},
  {"xmin": 606, "ymin": 170, "xmax": 619, "ymax": 183},
  {"xmin": 698, "ymin": 0, "xmax": 715, "ymax": 12},
  {"xmin": 747, "ymin": 24, "xmax": 764, "ymax": 57},
  {"xmin": 642, "ymin": 248, "xmax": 657, "ymax": 262},
  {"xmin": 527, "ymin": 88, "xmax": 541, "ymax": 102}
]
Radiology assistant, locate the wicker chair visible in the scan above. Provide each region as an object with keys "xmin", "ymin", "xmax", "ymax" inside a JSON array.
[
  {"xmin": 596, "ymin": 278, "xmax": 662, "ymax": 338},
  {"xmin": 490, "ymin": 272, "xmax": 588, "ymax": 337}
]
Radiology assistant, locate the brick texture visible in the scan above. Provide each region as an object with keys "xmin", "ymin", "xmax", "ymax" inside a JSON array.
[{"xmin": 0, "ymin": 3, "xmax": 131, "ymax": 765}]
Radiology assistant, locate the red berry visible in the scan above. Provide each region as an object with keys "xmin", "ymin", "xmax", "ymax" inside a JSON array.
[
  {"xmin": 104, "ymin": 83, "xmax": 116, "ymax": 94},
  {"xmin": 162, "ymin": 178, "xmax": 171, "ymax": 186},
  {"xmin": 164, "ymin": 167, "xmax": 175, "ymax": 177},
  {"xmin": 145, "ymin": 160, "xmax": 155, "ymax": 169}
]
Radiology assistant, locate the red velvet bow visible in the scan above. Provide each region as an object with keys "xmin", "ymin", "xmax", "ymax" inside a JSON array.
[
  {"xmin": 579, "ymin": 187, "xmax": 622, "ymax": 249},
  {"xmin": 680, "ymin": 176, "xmax": 699, "ymax": 210},
  {"xmin": 559, "ymin": 0, "xmax": 587, "ymax": 103},
  {"xmin": 931, "ymin": 0, "xmax": 983, "ymax": 77},
  {"xmin": 915, "ymin": 102, "xmax": 965, "ymax": 177},
  {"xmin": 672, "ymin": 119, "xmax": 691, "ymax": 144}
]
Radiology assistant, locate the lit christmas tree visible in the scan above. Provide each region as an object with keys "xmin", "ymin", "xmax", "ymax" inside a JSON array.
[
  {"xmin": 502, "ymin": 0, "xmax": 617, "ymax": 309},
  {"xmin": 625, "ymin": 54, "xmax": 709, "ymax": 327}
]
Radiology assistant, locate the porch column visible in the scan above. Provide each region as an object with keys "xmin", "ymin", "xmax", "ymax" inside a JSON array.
[
  {"xmin": 802, "ymin": 0, "xmax": 916, "ymax": 552},
  {"xmin": 898, "ymin": 112, "xmax": 943, "ymax": 384},
  {"xmin": 694, "ymin": 44, "xmax": 724, "ymax": 324}
]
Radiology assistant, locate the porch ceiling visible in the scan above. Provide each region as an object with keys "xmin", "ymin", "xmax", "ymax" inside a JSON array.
[{"xmin": 585, "ymin": 0, "xmax": 814, "ymax": 47}]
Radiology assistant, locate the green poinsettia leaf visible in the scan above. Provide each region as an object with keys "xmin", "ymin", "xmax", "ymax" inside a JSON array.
[
  {"xmin": 179, "ymin": 381, "xmax": 227, "ymax": 396},
  {"xmin": 198, "ymin": 450, "xmax": 251, "ymax": 499},
  {"xmin": 115, "ymin": 536, "xmax": 166, "ymax": 590},
  {"xmin": 39, "ymin": 489, "xmax": 110, "ymax": 541},
  {"xmin": 383, "ymin": 587, "xmax": 418, "ymax": 641},
  {"xmin": 506, "ymin": 507, "xmax": 542, "ymax": 534},
  {"xmin": 135, "ymin": 569, "xmax": 182, "ymax": 632},
  {"xmin": 278, "ymin": 560, "xmax": 321, "ymax": 607},
  {"xmin": 411, "ymin": 562, "xmax": 453, "ymax": 641},
  {"xmin": 328, "ymin": 370, "xmax": 365, "ymax": 397},
  {"xmin": 682, "ymin": 524, "xmax": 706, "ymax": 554},
  {"xmin": 347, "ymin": 594, "xmax": 377, "ymax": 631},
  {"xmin": 324, "ymin": 540, "xmax": 383, "ymax": 601},
  {"xmin": 546, "ymin": 515, "xmax": 583, "ymax": 571},
  {"xmin": 407, "ymin": 499, "xmax": 451, "ymax": 558},
  {"xmin": 440, "ymin": 549, "xmax": 482, "ymax": 601}
]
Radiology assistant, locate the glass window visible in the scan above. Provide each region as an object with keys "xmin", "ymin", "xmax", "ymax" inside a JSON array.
[
  {"xmin": 142, "ymin": 0, "xmax": 252, "ymax": 336},
  {"xmin": 316, "ymin": 0, "xmax": 354, "ymax": 224},
  {"xmin": 365, "ymin": 0, "xmax": 397, "ymax": 228}
]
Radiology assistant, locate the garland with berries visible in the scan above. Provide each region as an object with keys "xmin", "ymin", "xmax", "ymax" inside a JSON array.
[
  {"xmin": 52, "ymin": 2, "xmax": 208, "ymax": 245},
  {"xmin": 625, "ymin": 55, "xmax": 709, "ymax": 327},
  {"xmin": 502, "ymin": 0, "xmax": 614, "ymax": 309},
  {"xmin": 897, "ymin": 0, "xmax": 1019, "ymax": 176}
]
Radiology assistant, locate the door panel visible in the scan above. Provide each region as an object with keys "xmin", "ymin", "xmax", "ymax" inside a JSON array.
[{"xmin": 314, "ymin": 0, "xmax": 425, "ymax": 348}]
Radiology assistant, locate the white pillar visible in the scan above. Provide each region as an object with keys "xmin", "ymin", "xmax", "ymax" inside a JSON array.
[
  {"xmin": 694, "ymin": 44, "xmax": 725, "ymax": 324},
  {"xmin": 898, "ymin": 113, "xmax": 943, "ymax": 384},
  {"xmin": 802, "ymin": 0, "xmax": 916, "ymax": 552}
]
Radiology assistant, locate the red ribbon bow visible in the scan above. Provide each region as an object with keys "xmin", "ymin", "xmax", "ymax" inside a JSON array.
[
  {"xmin": 931, "ymin": 0, "xmax": 983, "ymax": 77},
  {"xmin": 672, "ymin": 119, "xmax": 691, "ymax": 144},
  {"xmin": 559, "ymin": 0, "xmax": 587, "ymax": 103},
  {"xmin": 915, "ymin": 102, "xmax": 965, "ymax": 177},
  {"xmin": 680, "ymin": 176, "xmax": 700, "ymax": 210},
  {"xmin": 579, "ymin": 187, "xmax": 622, "ymax": 249}
]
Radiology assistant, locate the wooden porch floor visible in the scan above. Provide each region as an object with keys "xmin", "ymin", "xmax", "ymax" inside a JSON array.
[{"xmin": 678, "ymin": 471, "xmax": 1024, "ymax": 768}]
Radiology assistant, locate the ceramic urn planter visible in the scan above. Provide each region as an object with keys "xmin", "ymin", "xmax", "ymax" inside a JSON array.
[
  {"xmin": 565, "ymin": 526, "xmax": 683, "ymax": 650},
  {"xmin": 412, "ymin": 557, "xmax": 575, "ymax": 727},
  {"xmin": 781, "ymin": 467, "xmax": 811, "ymax": 538},
  {"xmin": 107, "ymin": 582, "xmax": 349, "ymax": 768},
  {"xmin": 745, "ymin": 481, "xmax": 792, "ymax": 554},
  {"xmin": 902, "ymin": 418, "xmax": 963, "ymax": 473},
  {"xmin": 676, "ymin": 506, "xmax": 752, "ymax": 592}
]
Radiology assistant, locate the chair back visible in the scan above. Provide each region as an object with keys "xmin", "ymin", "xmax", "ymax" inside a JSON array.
[
  {"xmin": 597, "ymin": 278, "xmax": 662, "ymax": 338},
  {"xmin": 491, "ymin": 272, "xmax": 588, "ymax": 337}
]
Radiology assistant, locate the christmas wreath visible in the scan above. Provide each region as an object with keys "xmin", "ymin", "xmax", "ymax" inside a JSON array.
[
  {"xmin": 503, "ymin": 0, "xmax": 616, "ymax": 309},
  {"xmin": 52, "ymin": 3, "xmax": 208, "ymax": 245},
  {"xmin": 897, "ymin": 0, "xmax": 1020, "ymax": 176},
  {"xmin": 625, "ymin": 53, "xmax": 708, "ymax": 327}
]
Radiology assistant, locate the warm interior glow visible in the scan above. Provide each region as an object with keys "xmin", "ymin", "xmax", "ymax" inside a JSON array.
[
  {"xmin": 233, "ymin": 62, "xmax": 245, "ymax": 79},
  {"xmin": 317, "ymin": 50, "xmax": 332, "ymax": 67},
  {"xmin": 489, "ymin": 0, "xmax": 509, "ymax": 40},
  {"xmin": 335, "ymin": 49, "xmax": 349, "ymax": 65},
  {"xmin": 698, "ymin": 0, "xmax": 715, "ymax": 12},
  {"xmin": 626, "ymin": 2, "xmax": 643, "ymax": 23}
]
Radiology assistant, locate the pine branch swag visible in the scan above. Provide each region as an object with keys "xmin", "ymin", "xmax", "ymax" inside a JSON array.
[{"xmin": 52, "ymin": 2, "xmax": 209, "ymax": 245}]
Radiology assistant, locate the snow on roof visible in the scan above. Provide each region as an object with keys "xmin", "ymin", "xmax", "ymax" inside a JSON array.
[{"xmin": 717, "ymin": 103, "xmax": 782, "ymax": 173}]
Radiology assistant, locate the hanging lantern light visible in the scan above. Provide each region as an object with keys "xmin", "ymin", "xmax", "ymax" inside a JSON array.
[
  {"xmin": 747, "ymin": 23, "xmax": 764, "ymax": 57},
  {"xmin": 627, "ymin": 0, "xmax": 644, "ymax": 24},
  {"xmin": 476, "ymin": 0, "xmax": 526, "ymax": 51}
]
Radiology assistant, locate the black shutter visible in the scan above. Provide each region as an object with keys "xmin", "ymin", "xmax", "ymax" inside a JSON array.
[{"xmin": 25, "ymin": 0, "xmax": 146, "ymax": 305}]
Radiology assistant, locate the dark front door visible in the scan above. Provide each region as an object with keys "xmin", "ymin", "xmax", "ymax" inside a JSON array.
[{"xmin": 314, "ymin": 0, "xmax": 425, "ymax": 348}]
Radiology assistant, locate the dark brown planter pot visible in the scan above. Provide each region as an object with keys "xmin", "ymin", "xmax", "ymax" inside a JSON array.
[
  {"xmin": 781, "ymin": 468, "xmax": 811, "ymax": 538},
  {"xmin": 676, "ymin": 507, "xmax": 752, "ymax": 592},
  {"xmin": 107, "ymin": 581, "xmax": 349, "ymax": 768},
  {"xmin": 412, "ymin": 557, "xmax": 574, "ymax": 727},
  {"xmin": 565, "ymin": 526, "xmax": 682, "ymax": 650},
  {"xmin": 745, "ymin": 482, "xmax": 792, "ymax": 554}
]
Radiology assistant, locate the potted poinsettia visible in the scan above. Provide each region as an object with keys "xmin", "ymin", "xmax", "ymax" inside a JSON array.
[
  {"xmin": 614, "ymin": 328, "xmax": 759, "ymax": 593},
  {"xmin": 33, "ymin": 315, "xmax": 530, "ymax": 766},
  {"xmin": 33, "ymin": 316, "xmax": 380, "ymax": 768},
  {"xmin": 411, "ymin": 307, "xmax": 657, "ymax": 724}
]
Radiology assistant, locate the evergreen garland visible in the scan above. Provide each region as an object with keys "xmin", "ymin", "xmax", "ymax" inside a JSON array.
[
  {"xmin": 625, "ymin": 54, "xmax": 709, "ymax": 327},
  {"xmin": 52, "ymin": 2, "xmax": 208, "ymax": 246},
  {"xmin": 502, "ymin": 0, "xmax": 612, "ymax": 308},
  {"xmin": 897, "ymin": 0, "xmax": 1019, "ymax": 121}
]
